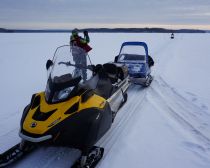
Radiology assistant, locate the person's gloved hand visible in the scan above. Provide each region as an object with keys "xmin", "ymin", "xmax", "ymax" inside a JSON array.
[{"xmin": 84, "ymin": 30, "xmax": 88, "ymax": 36}]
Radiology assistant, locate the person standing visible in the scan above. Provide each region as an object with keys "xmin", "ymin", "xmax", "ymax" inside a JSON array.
[
  {"xmin": 70, "ymin": 29, "xmax": 91, "ymax": 51},
  {"xmin": 70, "ymin": 29, "xmax": 92, "ymax": 81}
]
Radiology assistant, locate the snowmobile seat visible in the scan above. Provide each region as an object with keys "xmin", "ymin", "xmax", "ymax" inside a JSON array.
[
  {"xmin": 94, "ymin": 64, "xmax": 103, "ymax": 75},
  {"xmin": 103, "ymin": 63, "xmax": 118, "ymax": 84},
  {"xmin": 94, "ymin": 65, "xmax": 113, "ymax": 99},
  {"xmin": 79, "ymin": 64, "xmax": 113, "ymax": 99},
  {"xmin": 54, "ymin": 73, "xmax": 73, "ymax": 84}
]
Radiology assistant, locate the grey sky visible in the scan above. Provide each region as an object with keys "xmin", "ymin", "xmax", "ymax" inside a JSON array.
[{"xmin": 0, "ymin": 0, "xmax": 210, "ymax": 29}]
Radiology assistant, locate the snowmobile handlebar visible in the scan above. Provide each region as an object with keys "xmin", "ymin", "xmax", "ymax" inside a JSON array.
[{"xmin": 58, "ymin": 61, "xmax": 94, "ymax": 71}]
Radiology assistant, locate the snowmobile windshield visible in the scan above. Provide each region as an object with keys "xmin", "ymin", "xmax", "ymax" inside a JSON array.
[
  {"xmin": 118, "ymin": 45, "xmax": 146, "ymax": 62},
  {"xmin": 45, "ymin": 45, "xmax": 92, "ymax": 103}
]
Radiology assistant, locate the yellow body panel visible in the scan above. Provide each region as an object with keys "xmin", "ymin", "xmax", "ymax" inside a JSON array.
[{"xmin": 23, "ymin": 92, "xmax": 106, "ymax": 135}]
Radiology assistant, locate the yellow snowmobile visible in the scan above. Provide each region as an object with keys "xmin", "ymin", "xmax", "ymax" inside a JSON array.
[{"xmin": 0, "ymin": 45, "xmax": 129, "ymax": 168}]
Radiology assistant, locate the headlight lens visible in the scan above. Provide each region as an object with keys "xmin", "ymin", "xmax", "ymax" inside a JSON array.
[{"xmin": 52, "ymin": 86, "xmax": 74, "ymax": 103}]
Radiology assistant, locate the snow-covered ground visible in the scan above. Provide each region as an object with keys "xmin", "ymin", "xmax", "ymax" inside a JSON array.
[{"xmin": 0, "ymin": 33, "xmax": 210, "ymax": 168}]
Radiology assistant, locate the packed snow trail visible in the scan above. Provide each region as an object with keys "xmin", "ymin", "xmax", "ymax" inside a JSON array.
[
  {"xmin": 99, "ymin": 77, "xmax": 210, "ymax": 168},
  {"xmin": 97, "ymin": 85, "xmax": 147, "ymax": 159},
  {"xmin": 1, "ymin": 33, "xmax": 210, "ymax": 168}
]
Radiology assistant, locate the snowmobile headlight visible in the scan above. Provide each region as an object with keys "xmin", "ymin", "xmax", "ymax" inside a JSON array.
[{"xmin": 52, "ymin": 86, "xmax": 74, "ymax": 103}]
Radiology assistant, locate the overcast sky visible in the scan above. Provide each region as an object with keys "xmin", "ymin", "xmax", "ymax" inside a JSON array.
[{"xmin": 0, "ymin": 0, "xmax": 210, "ymax": 29}]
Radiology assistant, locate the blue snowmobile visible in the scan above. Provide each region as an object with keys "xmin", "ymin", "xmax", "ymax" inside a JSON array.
[{"xmin": 114, "ymin": 41, "xmax": 154, "ymax": 86}]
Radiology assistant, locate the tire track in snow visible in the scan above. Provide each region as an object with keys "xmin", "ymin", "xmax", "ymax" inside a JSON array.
[
  {"xmin": 97, "ymin": 84, "xmax": 147, "ymax": 163},
  {"xmin": 0, "ymin": 113, "xmax": 21, "ymax": 153},
  {"xmin": 152, "ymin": 76, "xmax": 210, "ymax": 141},
  {"xmin": 147, "ymin": 77, "xmax": 210, "ymax": 162},
  {"xmin": 157, "ymin": 76, "xmax": 210, "ymax": 117},
  {"xmin": 155, "ymin": 76, "xmax": 206, "ymax": 120},
  {"xmin": 152, "ymin": 34, "xmax": 182, "ymax": 77}
]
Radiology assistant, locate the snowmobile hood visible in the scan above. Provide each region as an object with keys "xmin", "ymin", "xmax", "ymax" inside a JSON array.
[{"xmin": 22, "ymin": 91, "xmax": 106, "ymax": 135}]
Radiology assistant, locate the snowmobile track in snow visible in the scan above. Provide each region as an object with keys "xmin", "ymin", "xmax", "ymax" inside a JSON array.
[
  {"xmin": 97, "ymin": 84, "xmax": 148, "ymax": 166},
  {"xmin": 148, "ymin": 77, "xmax": 210, "ymax": 156}
]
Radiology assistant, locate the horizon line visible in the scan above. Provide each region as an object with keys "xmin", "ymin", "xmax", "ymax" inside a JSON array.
[
  {"xmin": 1, "ymin": 22, "xmax": 210, "ymax": 30},
  {"xmin": 1, "ymin": 27, "xmax": 209, "ymax": 31}
]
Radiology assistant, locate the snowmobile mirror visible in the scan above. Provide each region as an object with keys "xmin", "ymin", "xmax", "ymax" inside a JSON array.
[
  {"xmin": 114, "ymin": 55, "xmax": 119, "ymax": 63},
  {"xmin": 46, "ymin": 60, "xmax": 53, "ymax": 70}
]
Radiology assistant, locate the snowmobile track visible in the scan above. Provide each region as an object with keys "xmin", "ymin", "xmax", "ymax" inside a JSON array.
[
  {"xmin": 97, "ymin": 84, "xmax": 147, "ymax": 166},
  {"xmin": 149, "ymin": 77, "xmax": 210, "ymax": 146}
]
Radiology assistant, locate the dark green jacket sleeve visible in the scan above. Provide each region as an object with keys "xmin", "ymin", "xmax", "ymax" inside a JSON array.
[
  {"xmin": 70, "ymin": 34, "xmax": 90, "ymax": 44},
  {"xmin": 80, "ymin": 34, "xmax": 90, "ymax": 44}
]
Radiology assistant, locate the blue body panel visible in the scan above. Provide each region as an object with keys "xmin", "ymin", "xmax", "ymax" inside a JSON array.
[{"xmin": 118, "ymin": 41, "xmax": 150, "ymax": 79}]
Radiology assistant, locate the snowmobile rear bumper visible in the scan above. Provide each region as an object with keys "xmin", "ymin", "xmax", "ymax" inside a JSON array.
[
  {"xmin": 129, "ymin": 77, "xmax": 146, "ymax": 84},
  {"xmin": 129, "ymin": 75, "xmax": 153, "ymax": 86},
  {"xmin": 19, "ymin": 131, "xmax": 52, "ymax": 143}
]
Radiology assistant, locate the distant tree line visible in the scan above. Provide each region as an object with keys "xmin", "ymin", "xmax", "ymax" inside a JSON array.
[{"xmin": 0, "ymin": 27, "xmax": 207, "ymax": 33}]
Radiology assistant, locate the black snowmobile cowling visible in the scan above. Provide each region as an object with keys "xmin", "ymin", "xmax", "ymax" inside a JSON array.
[{"xmin": 0, "ymin": 45, "xmax": 129, "ymax": 168}]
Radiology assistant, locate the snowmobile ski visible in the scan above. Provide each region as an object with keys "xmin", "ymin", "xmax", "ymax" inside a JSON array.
[
  {"xmin": 144, "ymin": 74, "xmax": 153, "ymax": 87},
  {"xmin": 0, "ymin": 141, "xmax": 36, "ymax": 167}
]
